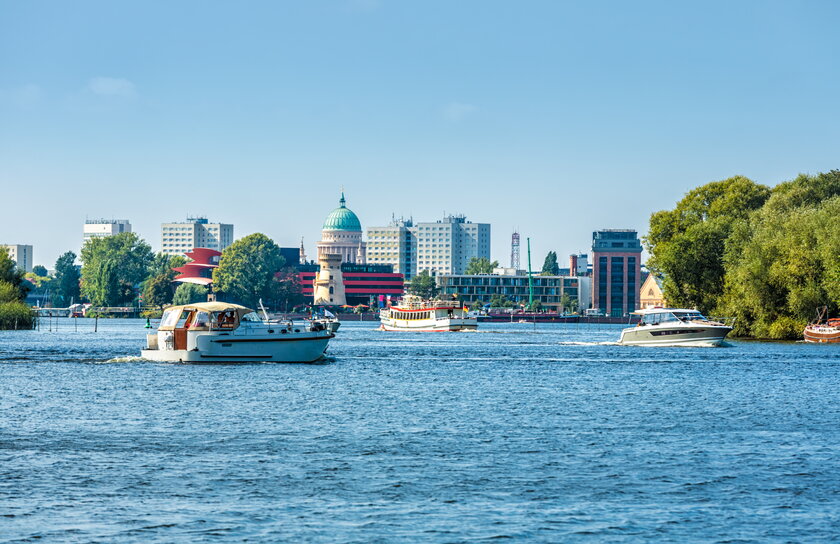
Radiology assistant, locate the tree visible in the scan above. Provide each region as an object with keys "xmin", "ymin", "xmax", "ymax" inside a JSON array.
[
  {"xmin": 173, "ymin": 283, "xmax": 209, "ymax": 306},
  {"xmin": 81, "ymin": 232, "xmax": 153, "ymax": 306},
  {"xmin": 212, "ymin": 233, "xmax": 286, "ymax": 308},
  {"xmin": 0, "ymin": 248, "xmax": 28, "ymax": 300},
  {"xmin": 0, "ymin": 250, "xmax": 34, "ymax": 329},
  {"xmin": 718, "ymin": 171, "xmax": 840, "ymax": 338},
  {"xmin": 466, "ymin": 257, "xmax": 499, "ymax": 275},
  {"xmin": 406, "ymin": 270, "xmax": 439, "ymax": 299},
  {"xmin": 274, "ymin": 268, "xmax": 304, "ymax": 312},
  {"xmin": 488, "ymin": 294, "xmax": 514, "ymax": 308},
  {"xmin": 32, "ymin": 265, "xmax": 48, "ymax": 277},
  {"xmin": 140, "ymin": 253, "xmax": 188, "ymax": 310},
  {"xmin": 53, "ymin": 251, "xmax": 81, "ymax": 306},
  {"xmin": 541, "ymin": 251, "xmax": 560, "ymax": 276},
  {"xmin": 645, "ymin": 175, "xmax": 770, "ymax": 313}
]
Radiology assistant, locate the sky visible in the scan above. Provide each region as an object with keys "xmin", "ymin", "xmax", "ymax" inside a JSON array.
[{"xmin": 2, "ymin": 0, "xmax": 839, "ymax": 269}]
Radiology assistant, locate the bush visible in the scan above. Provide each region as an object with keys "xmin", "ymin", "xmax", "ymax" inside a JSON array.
[{"xmin": 0, "ymin": 301, "xmax": 36, "ymax": 330}]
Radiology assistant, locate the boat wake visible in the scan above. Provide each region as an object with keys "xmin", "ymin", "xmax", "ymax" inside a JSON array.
[{"xmin": 99, "ymin": 356, "xmax": 150, "ymax": 364}]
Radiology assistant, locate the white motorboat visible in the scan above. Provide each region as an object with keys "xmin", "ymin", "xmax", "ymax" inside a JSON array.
[
  {"xmin": 141, "ymin": 302, "xmax": 334, "ymax": 363},
  {"xmin": 380, "ymin": 295, "xmax": 477, "ymax": 331},
  {"xmin": 618, "ymin": 308, "xmax": 733, "ymax": 347}
]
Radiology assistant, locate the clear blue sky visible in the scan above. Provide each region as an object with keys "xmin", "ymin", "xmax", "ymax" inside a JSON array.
[{"xmin": 2, "ymin": 0, "xmax": 838, "ymax": 268}]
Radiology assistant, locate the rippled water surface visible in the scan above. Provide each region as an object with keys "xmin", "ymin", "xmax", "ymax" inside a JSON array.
[{"xmin": 2, "ymin": 318, "xmax": 839, "ymax": 542}]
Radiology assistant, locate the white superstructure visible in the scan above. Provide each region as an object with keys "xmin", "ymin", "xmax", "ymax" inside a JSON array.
[{"xmin": 380, "ymin": 295, "xmax": 477, "ymax": 332}]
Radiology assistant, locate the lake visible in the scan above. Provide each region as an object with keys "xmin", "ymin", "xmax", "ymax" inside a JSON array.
[{"xmin": 1, "ymin": 319, "xmax": 839, "ymax": 542}]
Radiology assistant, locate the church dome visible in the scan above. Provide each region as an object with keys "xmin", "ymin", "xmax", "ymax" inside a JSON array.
[{"xmin": 322, "ymin": 193, "xmax": 362, "ymax": 231}]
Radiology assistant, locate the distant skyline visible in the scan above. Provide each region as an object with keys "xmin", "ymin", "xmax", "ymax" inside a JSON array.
[{"xmin": 2, "ymin": 1, "xmax": 839, "ymax": 267}]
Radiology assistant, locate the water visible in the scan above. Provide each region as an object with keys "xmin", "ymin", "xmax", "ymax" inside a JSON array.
[{"xmin": 2, "ymin": 319, "xmax": 839, "ymax": 542}]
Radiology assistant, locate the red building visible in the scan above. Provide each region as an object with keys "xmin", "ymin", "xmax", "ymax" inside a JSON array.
[
  {"xmin": 298, "ymin": 263, "xmax": 404, "ymax": 306},
  {"xmin": 173, "ymin": 248, "xmax": 221, "ymax": 285}
]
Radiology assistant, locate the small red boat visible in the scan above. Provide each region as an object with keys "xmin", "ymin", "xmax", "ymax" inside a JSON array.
[{"xmin": 803, "ymin": 308, "xmax": 840, "ymax": 343}]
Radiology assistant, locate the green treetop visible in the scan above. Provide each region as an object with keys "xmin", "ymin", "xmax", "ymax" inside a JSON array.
[
  {"xmin": 212, "ymin": 233, "xmax": 286, "ymax": 308},
  {"xmin": 466, "ymin": 257, "xmax": 499, "ymax": 275}
]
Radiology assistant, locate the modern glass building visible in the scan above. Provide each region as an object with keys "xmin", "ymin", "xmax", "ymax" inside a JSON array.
[
  {"xmin": 437, "ymin": 271, "xmax": 591, "ymax": 312},
  {"xmin": 591, "ymin": 229, "xmax": 642, "ymax": 317}
]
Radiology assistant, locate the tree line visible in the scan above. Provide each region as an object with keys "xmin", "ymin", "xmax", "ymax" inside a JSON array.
[
  {"xmin": 646, "ymin": 170, "xmax": 840, "ymax": 339},
  {"xmin": 22, "ymin": 232, "xmax": 304, "ymax": 315}
]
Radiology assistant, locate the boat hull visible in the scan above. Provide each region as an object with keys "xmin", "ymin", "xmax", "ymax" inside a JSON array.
[
  {"xmin": 803, "ymin": 326, "xmax": 840, "ymax": 343},
  {"xmin": 619, "ymin": 324, "xmax": 732, "ymax": 347},
  {"xmin": 380, "ymin": 317, "xmax": 477, "ymax": 332},
  {"xmin": 141, "ymin": 332, "xmax": 333, "ymax": 363}
]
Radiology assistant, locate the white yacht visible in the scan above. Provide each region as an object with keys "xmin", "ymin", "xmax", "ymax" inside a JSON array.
[
  {"xmin": 380, "ymin": 295, "xmax": 477, "ymax": 331},
  {"xmin": 619, "ymin": 308, "xmax": 733, "ymax": 347},
  {"xmin": 141, "ymin": 302, "xmax": 334, "ymax": 363}
]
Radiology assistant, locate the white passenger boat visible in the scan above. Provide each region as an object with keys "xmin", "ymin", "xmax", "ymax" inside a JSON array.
[
  {"xmin": 141, "ymin": 302, "xmax": 334, "ymax": 363},
  {"xmin": 380, "ymin": 295, "xmax": 477, "ymax": 331},
  {"xmin": 619, "ymin": 308, "xmax": 733, "ymax": 347}
]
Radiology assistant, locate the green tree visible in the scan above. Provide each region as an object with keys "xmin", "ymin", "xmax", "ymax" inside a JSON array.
[
  {"xmin": 645, "ymin": 175, "xmax": 771, "ymax": 313},
  {"xmin": 32, "ymin": 265, "xmax": 48, "ymax": 277},
  {"xmin": 0, "ymin": 248, "xmax": 29, "ymax": 300},
  {"xmin": 147, "ymin": 253, "xmax": 187, "ymax": 278},
  {"xmin": 172, "ymin": 282, "xmax": 209, "ymax": 305},
  {"xmin": 81, "ymin": 232, "xmax": 153, "ymax": 306},
  {"xmin": 465, "ymin": 257, "xmax": 499, "ymax": 274},
  {"xmin": 718, "ymin": 171, "xmax": 840, "ymax": 338},
  {"xmin": 540, "ymin": 251, "xmax": 560, "ymax": 275},
  {"xmin": 140, "ymin": 253, "xmax": 188, "ymax": 310},
  {"xmin": 0, "ymin": 250, "xmax": 34, "ymax": 329},
  {"xmin": 53, "ymin": 251, "xmax": 81, "ymax": 306},
  {"xmin": 212, "ymin": 233, "xmax": 286, "ymax": 308},
  {"xmin": 406, "ymin": 270, "xmax": 439, "ymax": 299},
  {"xmin": 488, "ymin": 294, "xmax": 514, "ymax": 308}
]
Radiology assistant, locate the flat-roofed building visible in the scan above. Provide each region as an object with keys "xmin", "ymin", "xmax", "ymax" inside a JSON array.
[
  {"xmin": 437, "ymin": 268, "xmax": 591, "ymax": 313},
  {"xmin": 83, "ymin": 219, "xmax": 132, "ymax": 243},
  {"xmin": 161, "ymin": 217, "xmax": 233, "ymax": 256},
  {"xmin": 591, "ymin": 229, "xmax": 642, "ymax": 317},
  {"xmin": 1, "ymin": 244, "xmax": 33, "ymax": 273},
  {"xmin": 367, "ymin": 214, "xmax": 490, "ymax": 279}
]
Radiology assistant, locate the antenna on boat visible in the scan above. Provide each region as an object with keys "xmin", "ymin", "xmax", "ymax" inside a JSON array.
[{"xmin": 258, "ymin": 299, "xmax": 270, "ymax": 322}]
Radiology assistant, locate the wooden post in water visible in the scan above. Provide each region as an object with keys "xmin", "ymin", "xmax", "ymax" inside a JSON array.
[{"xmin": 94, "ymin": 314, "xmax": 98, "ymax": 333}]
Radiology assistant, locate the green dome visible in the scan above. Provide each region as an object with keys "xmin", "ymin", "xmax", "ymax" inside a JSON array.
[{"xmin": 322, "ymin": 193, "xmax": 362, "ymax": 231}]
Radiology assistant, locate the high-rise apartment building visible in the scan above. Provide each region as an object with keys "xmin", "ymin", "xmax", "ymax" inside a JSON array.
[
  {"xmin": 591, "ymin": 229, "xmax": 642, "ymax": 317},
  {"xmin": 1, "ymin": 244, "xmax": 33, "ymax": 272},
  {"xmin": 366, "ymin": 214, "xmax": 491, "ymax": 279},
  {"xmin": 161, "ymin": 217, "xmax": 234, "ymax": 256},
  {"xmin": 83, "ymin": 219, "xmax": 132, "ymax": 243}
]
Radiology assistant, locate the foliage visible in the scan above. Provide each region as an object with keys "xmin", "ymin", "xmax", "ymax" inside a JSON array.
[
  {"xmin": 140, "ymin": 253, "xmax": 187, "ymax": 310},
  {"xmin": 0, "ymin": 299, "xmax": 35, "ymax": 330},
  {"xmin": 644, "ymin": 175, "xmax": 770, "ymax": 313},
  {"xmin": 540, "ymin": 251, "xmax": 559, "ymax": 276},
  {"xmin": 0, "ymin": 248, "xmax": 29, "ymax": 301},
  {"xmin": 80, "ymin": 233, "xmax": 153, "ymax": 307},
  {"xmin": 488, "ymin": 294, "xmax": 514, "ymax": 308},
  {"xmin": 148, "ymin": 253, "xmax": 187, "ymax": 277},
  {"xmin": 717, "ymin": 172, "xmax": 840, "ymax": 338},
  {"xmin": 212, "ymin": 233, "xmax": 286, "ymax": 308},
  {"xmin": 406, "ymin": 270, "xmax": 439, "ymax": 299},
  {"xmin": 559, "ymin": 293, "xmax": 579, "ymax": 314},
  {"xmin": 32, "ymin": 265, "xmax": 48, "ymax": 277},
  {"xmin": 525, "ymin": 300, "xmax": 542, "ymax": 312},
  {"xmin": 465, "ymin": 257, "xmax": 499, "ymax": 275},
  {"xmin": 172, "ymin": 283, "xmax": 209, "ymax": 306},
  {"xmin": 54, "ymin": 251, "xmax": 81, "ymax": 306},
  {"xmin": 274, "ymin": 268, "xmax": 304, "ymax": 311}
]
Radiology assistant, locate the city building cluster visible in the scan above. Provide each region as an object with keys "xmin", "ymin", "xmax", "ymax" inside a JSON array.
[{"xmin": 3, "ymin": 193, "xmax": 654, "ymax": 316}]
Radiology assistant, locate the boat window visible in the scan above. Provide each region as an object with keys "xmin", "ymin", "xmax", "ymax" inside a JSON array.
[
  {"xmin": 176, "ymin": 311, "xmax": 190, "ymax": 329},
  {"xmin": 161, "ymin": 309, "xmax": 181, "ymax": 328},
  {"xmin": 673, "ymin": 311, "xmax": 704, "ymax": 321},
  {"xmin": 190, "ymin": 311, "xmax": 210, "ymax": 329},
  {"xmin": 241, "ymin": 312, "xmax": 261, "ymax": 322}
]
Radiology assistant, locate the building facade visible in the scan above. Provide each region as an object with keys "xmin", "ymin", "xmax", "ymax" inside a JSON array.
[
  {"xmin": 591, "ymin": 229, "xmax": 642, "ymax": 317},
  {"xmin": 1, "ymin": 244, "xmax": 33, "ymax": 273},
  {"xmin": 367, "ymin": 214, "xmax": 490, "ymax": 278},
  {"xmin": 300, "ymin": 262, "xmax": 404, "ymax": 307},
  {"xmin": 366, "ymin": 217, "xmax": 415, "ymax": 277},
  {"xmin": 317, "ymin": 194, "xmax": 366, "ymax": 265},
  {"xmin": 161, "ymin": 217, "xmax": 233, "ymax": 256},
  {"xmin": 83, "ymin": 219, "xmax": 132, "ymax": 243},
  {"xmin": 639, "ymin": 274, "xmax": 666, "ymax": 309},
  {"xmin": 438, "ymin": 268, "xmax": 591, "ymax": 312}
]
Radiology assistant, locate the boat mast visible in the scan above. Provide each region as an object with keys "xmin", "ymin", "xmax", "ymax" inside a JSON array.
[{"xmin": 527, "ymin": 237, "xmax": 534, "ymax": 308}]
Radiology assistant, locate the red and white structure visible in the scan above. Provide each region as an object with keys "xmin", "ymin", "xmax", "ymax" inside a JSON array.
[{"xmin": 173, "ymin": 248, "xmax": 221, "ymax": 286}]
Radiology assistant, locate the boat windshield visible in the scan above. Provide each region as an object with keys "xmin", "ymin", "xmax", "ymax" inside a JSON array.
[
  {"xmin": 241, "ymin": 311, "xmax": 262, "ymax": 322},
  {"xmin": 160, "ymin": 308, "xmax": 183, "ymax": 328},
  {"xmin": 641, "ymin": 311, "xmax": 705, "ymax": 325}
]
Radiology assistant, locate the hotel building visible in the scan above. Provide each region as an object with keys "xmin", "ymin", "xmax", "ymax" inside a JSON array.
[
  {"xmin": 161, "ymin": 217, "xmax": 233, "ymax": 256},
  {"xmin": 591, "ymin": 229, "xmax": 642, "ymax": 317},
  {"xmin": 83, "ymin": 219, "xmax": 132, "ymax": 243}
]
